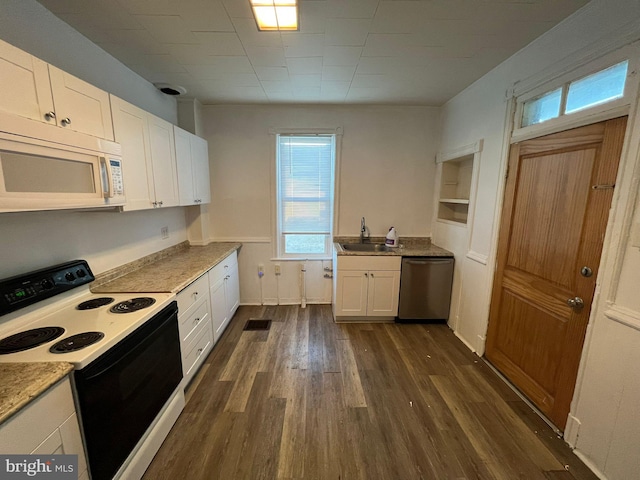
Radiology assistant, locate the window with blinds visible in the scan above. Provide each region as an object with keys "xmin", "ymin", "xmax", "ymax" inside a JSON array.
[{"xmin": 276, "ymin": 134, "xmax": 335, "ymax": 257}]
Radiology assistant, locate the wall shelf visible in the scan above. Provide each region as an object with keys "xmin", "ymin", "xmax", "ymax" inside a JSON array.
[{"xmin": 437, "ymin": 154, "xmax": 474, "ymax": 224}]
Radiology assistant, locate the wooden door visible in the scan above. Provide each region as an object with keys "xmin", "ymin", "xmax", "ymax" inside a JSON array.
[{"xmin": 485, "ymin": 117, "xmax": 627, "ymax": 430}]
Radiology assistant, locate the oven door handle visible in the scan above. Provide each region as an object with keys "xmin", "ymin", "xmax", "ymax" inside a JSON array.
[{"xmin": 77, "ymin": 303, "xmax": 178, "ymax": 381}]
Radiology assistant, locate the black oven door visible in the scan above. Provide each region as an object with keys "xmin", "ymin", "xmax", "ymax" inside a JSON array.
[{"xmin": 74, "ymin": 301, "xmax": 182, "ymax": 480}]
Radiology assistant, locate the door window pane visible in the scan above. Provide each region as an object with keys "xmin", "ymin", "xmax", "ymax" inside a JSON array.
[
  {"xmin": 565, "ymin": 61, "xmax": 628, "ymax": 114},
  {"xmin": 522, "ymin": 88, "xmax": 562, "ymax": 127}
]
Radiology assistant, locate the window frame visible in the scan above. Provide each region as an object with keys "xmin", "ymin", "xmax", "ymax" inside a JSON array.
[
  {"xmin": 271, "ymin": 127, "xmax": 342, "ymax": 260},
  {"xmin": 511, "ymin": 47, "xmax": 638, "ymax": 143}
]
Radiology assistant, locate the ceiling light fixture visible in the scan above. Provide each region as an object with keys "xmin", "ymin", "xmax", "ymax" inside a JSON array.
[{"xmin": 250, "ymin": 0, "xmax": 298, "ymax": 31}]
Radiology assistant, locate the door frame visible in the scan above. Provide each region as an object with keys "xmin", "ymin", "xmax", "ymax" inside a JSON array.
[{"xmin": 482, "ymin": 47, "xmax": 640, "ymax": 438}]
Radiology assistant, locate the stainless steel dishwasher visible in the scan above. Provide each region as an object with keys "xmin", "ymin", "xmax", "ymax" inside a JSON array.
[{"xmin": 397, "ymin": 256, "xmax": 454, "ymax": 322}]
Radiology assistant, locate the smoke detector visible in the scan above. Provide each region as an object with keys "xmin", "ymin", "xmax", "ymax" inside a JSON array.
[{"xmin": 154, "ymin": 83, "xmax": 187, "ymax": 96}]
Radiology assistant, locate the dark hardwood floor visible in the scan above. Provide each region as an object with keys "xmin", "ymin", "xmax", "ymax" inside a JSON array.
[{"xmin": 143, "ymin": 305, "xmax": 598, "ymax": 480}]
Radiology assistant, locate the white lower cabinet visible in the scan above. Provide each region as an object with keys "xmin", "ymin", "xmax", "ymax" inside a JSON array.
[
  {"xmin": 176, "ymin": 250, "xmax": 241, "ymax": 387},
  {"xmin": 0, "ymin": 377, "xmax": 88, "ymax": 479},
  {"xmin": 176, "ymin": 274, "xmax": 213, "ymax": 388},
  {"xmin": 333, "ymin": 254, "xmax": 401, "ymax": 321},
  {"xmin": 208, "ymin": 251, "xmax": 240, "ymax": 342}
]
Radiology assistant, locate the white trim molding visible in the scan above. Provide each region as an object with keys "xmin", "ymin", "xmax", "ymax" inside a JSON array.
[
  {"xmin": 466, "ymin": 250, "xmax": 488, "ymax": 265},
  {"xmin": 604, "ymin": 304, "xmax": 640, "ymax": 331},
  {"xmin": 436, "ymin": 139, "xmax": 483, "ymax": 164}
]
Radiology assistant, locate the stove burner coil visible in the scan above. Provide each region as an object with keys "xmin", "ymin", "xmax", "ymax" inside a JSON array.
[
  {"xmin": 110, "ymin": 297, "xmax": 156, "ymax": 314},
  {"xmin": 49, "ymin": 331, "xmax": 105, "ymax": 353},
  {"xmin": 0, "ymin": 327, "xmax": 65, "ymax": 354},
  {"xmin": 77, "ymin": 297, "xmax": 115, "ymax": 310}
]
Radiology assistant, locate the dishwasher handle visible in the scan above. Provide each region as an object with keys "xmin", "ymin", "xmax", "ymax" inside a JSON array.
[{"xmin": 404, "ymin": 258, "xmax": 453, "ymax": 265}]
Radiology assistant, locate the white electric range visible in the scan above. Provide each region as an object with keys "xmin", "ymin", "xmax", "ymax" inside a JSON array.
[{"xmin": 0, "ymin": 260, "xmax": 185, "ymax": 480}]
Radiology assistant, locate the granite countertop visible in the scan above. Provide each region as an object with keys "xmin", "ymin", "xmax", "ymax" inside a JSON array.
[
  {"xmin": 0, "ymin": 362, "xmax": 73, "ymax": 425},
  {"xmin": 333, "ymin": 236, "xmax": 453, "ymax": 257},
  {"xmin": 92, "ymin": 242, "xmax": 242, "ymax": 294}
]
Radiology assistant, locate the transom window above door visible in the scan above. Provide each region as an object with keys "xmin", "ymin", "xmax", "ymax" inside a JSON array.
[
  {"xmin": 520, "ymin": 60, "xmax": 629, "ymax": 128},
  {"xmin": 276, "ymin": 134, "xmax": 336, "ymax": 258}
]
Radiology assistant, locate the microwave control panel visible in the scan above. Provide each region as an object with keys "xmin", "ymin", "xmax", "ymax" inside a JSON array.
[{"xmin": 110, "ymin": 159, "xmax": 124, "ymax": 195}]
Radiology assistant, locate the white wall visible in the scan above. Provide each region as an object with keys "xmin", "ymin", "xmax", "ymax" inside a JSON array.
[
  {"xmin": 0, "ymin": 1, "xmax": 188, "ymax": 280},
  {"xmin": 437, "ymin": 1, "xmax": 640, "ymax": 478},
  {"xmin": 0, "ymin": 0, "xmax": 176, "ymax": 123},
  {"xmin": 203, "ymin": 104, "xmax": 440, "ymax": 305}
]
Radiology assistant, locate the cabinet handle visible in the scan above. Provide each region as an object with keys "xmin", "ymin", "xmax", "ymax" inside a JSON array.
[
  {"xmin": 61, "ymin": 117, "xmax": 71, "ymax": 126},
  {"xmin": 152, "ymin": 201, "xmax": 157, "ymax": 207},
  {"xmin": 158, "ymin": 200, "xmax": 164, "ymax": 206},
  {"xmin": 44, "ymin": 111, "xmax": 56, "ymax": 120},
  {"xmin": 370, "ymin": 273, "xmax": 374, "ymax": 277},
  {"xmin": 194, "ymin": 291, "xmax": 199, "ymax": 298},
  {"xmin": 197, "ymin": 348, "xmax": 203, "ymax": 356},
  {"xmin": 364, "ymin": 272, "xmax": 368, "ymax": 277},
  {"xmin": 194, "ymin": 317, "xmax": 200, "ymax": 325}
]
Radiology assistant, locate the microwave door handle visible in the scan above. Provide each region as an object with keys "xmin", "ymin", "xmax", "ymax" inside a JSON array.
[{"xmin": 99, "ymin": 156, "xmax": 113, "ymax": 198}]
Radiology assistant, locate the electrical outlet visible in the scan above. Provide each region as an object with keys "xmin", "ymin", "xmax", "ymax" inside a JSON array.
[
  {"xmin": 274, "ymin": 264, "xmax": 281, "ymax": 275},
  {"xmin": 258, "ymin": 264, "xmax": 264, "ymax": 278},
  {"xmin": 161, "ymin": 226, "xmax": 169, "ymax": 239}
]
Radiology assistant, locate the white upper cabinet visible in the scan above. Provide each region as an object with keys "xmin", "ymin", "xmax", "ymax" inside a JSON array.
[
  {"xmin": 174, "ymin": 126, "xmax": 211, "ymax": 206},
  {"xmin": 47, "ymin": 65, "xmax": 114, "ymax": 140},
  {"xmin": 0, "ymin": 39, "xmax": 114, "ymax": 140},
  {"xmin": 111, "ymin": 95, "xmax": 179, "ymax": 211}
]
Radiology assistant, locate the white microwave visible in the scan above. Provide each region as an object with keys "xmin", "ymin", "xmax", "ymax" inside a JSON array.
[{"xmin": 0, "ymin": 117, "xmax": 125, "ymax": 213}]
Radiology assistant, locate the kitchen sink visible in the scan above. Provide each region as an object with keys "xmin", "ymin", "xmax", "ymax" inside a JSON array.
[{"xmin": 341, "ymin": 243, "xmax": 391, "ymax": 252}]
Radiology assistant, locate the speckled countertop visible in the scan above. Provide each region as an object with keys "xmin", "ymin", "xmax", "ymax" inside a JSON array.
[
  {"xmin": 0, "ymin": 362, "xmax": 73, "ymax": 425},
  {"xmin": 334, "ymin": 237, "xmax": 453, "ymax": 257},
  {"xmin": 92, "ymin": 242, "xmax": 242, "ymax": 294}
]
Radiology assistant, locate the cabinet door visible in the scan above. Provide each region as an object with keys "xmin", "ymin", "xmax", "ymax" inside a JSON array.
[
  {"xmin": 148, "ymin": 114, "xmax": 179, "ymax": 208},
  {"xmin": 174, "ymin": 126, "xmax": 196, "ymax": 206},
  {"xmin": 48, "ymin": 65, "xmax": 114, "ymax": 140},
  {"xmin": 210, "ymin": 277, "xmax": 228, "ymax": 343},
  {"xmin": 111, "ymin": 96, "xmax": 155, "ymax": 210},
  {"xmin": 225, "ymin": 261, "xmax": 240, "ymax": 321},
  {"xmin": 335, "ymin": 271, "xmax": 368, "ymax": 316},
  {"xmin": 191, "ymin": 135, "xmax": 211, "ymax": 204},
  {"xmin": 367, "ymin": 270, "xmax": 401, "ymax": 316},
  {"xmin": 0, "ymin": 39, "xmax": 54, "ymax": 124}
]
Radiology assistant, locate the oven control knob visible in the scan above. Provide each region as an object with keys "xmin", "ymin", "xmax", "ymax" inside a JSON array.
[
  {"xmin": 65, "ymin": 272, "xmax": 75, "ymax": 282},
  {"xmin": 40, "ymin": 279, "xmax": 54, "ymax": 290},
  {"xmin": 76, "ymin": 269, "xmax": 86, "ymax": 278}
]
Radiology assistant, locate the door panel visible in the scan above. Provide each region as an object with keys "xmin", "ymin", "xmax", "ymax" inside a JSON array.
[{"xmin": 486, "ymin": 117, "xmax": 627, "ymax": 430}]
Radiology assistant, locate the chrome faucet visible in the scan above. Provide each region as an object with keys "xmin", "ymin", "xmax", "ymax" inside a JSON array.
[{"xmin": 360, "ymin": 216, "xmax": 370, "ymax": 243}]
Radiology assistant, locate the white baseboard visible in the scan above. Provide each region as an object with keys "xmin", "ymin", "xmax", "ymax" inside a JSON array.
[
  {"xmin": 564, "ymin": 413, "xmax": 581, "ymax": 447},
  {"xmin": 454, "ymin": 330, "xmax": 477, "ymax": 353},
  {"xmin": 573, "ymin": 449, "xmax": 609, "ymax": 480}
]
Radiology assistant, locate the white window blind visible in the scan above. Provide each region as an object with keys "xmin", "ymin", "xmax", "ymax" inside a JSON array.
[{"xmin": 277, "ymin": 134, "xmax": 335, "ymax": 255}]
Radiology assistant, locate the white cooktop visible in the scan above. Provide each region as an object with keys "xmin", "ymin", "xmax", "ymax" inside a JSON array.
[{"xmin": 0, "ymin": 287, "xmax": 175, "ymax": 369}]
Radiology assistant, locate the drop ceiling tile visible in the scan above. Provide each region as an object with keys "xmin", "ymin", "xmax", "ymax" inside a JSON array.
[
  {"xmin": 232, "ymin": 18, "xmax": 283, "ymax": 47},
  {"xmin": 167, "ymin": 45, "xmax": 226, "ymax": 64},
  {"xmin": 203, "ymin": 86, "xmax": 268, "ymax": 103},
  {"xmin": 286, "ymin": 57, "xmax": 324, "ymax": 74},
  {"xmin": 37, "ymin": 0, "xmax": 95, "ymax": 14},
  {"xmin": 98, "ymin": 42, "xmax": 147, "ymax": 66},
  {"xmin": 266, "ymin": 92, "xmax": 295, "ymax": 102},
  {"xmin": 245, "ymin": 46, "xmax": 287, "ymax": 67},
  {"xmin": 116, "ymin": 0, "xmax": 174, "ymax": 15},
  {"xmin": 134, "ymin": 15, "xmax": 200, "ymax": 44},
  {"xmin": 299, "ymin": 1, "xmax": 327, "ymax": 34},
  {"xmin": 320, "ymin": 81, "xmax": 351, "ymax": 96},
  {"xmin": 345, "ymin": 87, "xmax": 389, "ymax": 102},
  {"xmin": 183, "ymin": 57, "xmax": 254, "ymax": 77},
  {"xmin": 323, "ymin": 46, "xmax": 362, "ymax": 66},
  {"xmin": 254, "ymin": 67, "xmax": 290, "ymax": 82},
  {"xmin": 205, "ymin": 73, "xmax": 261, "ymax": 86},
  {"xmin": 281, "ymin": 34, "xmax": 325, "ymax": 57},
  {"xmin": 322, "ymin": 65, "xmax": 356, "ymax": 82},
  {"xmin": 57, "ymin": 17, "xmax": 115, "ymax": 44},
  {"xmin": 351, "ymin": 74, "xmax": 392, "ymax": 88},
  {"xmin": 192, "ymin": 32, "xmax": 246, "ymax": 55},
  {"xmin": 294, "ymin": 87, "xmax": 322, "ymax": 100},
  {"xmin": 178, "ymin": 1, "xmax": 235, "ymax": 31},
  {"xmin": 290, "ymin": 74, "xmax": 323, "ymax": 87},
  {"xmin": 325, "ymin": 0, "xmax": 379, "ymax": 19},
  {"xmin": 284, "ymin": 43, "xmax": 324, "ymax": 58},
  {"xmin": 261, "ymin": 81, "xmax": 292, "ymax": 94},
  {"xmin": 221, "ymin": 0, "xmax": 254, "ymax": 19},
  {"xmin": 324, "ymin": 19, "xmax": 371, "ymax": 46}
]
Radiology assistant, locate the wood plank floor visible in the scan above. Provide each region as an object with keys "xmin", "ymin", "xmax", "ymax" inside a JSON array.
[{"xmin": 143, "ymin": 305, "xmax": 598, "ymax": 480}]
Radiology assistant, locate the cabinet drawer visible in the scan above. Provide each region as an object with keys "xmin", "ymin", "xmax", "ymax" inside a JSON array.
[
  {"xmin": 208, "ymin": 251, "xmax": 238, "ymax": 285},
  {"xmin": 177, "ymin": 274, "xmax": 209, "ymax": 315},
  {"xmin": 337, "ymin": 255, "xmax": 401, "ymax": 271},
  {"xmin": 182, "ymin": 320, "xmax": 213, "ymax": 379},
  {"xmin": 178, "ymin": 295, "xmax": 210, "ymax": 344}
]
